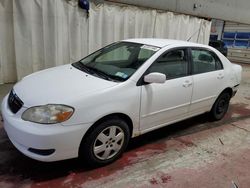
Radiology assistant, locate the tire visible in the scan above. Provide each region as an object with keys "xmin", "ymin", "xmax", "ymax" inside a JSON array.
[
  {"xmin": 210, "ymin": 92, "xmax": 231, "ymax": 121},
  {"xmin": 79, "ymin": 118, "xmax": 130, "ymax": 167}
]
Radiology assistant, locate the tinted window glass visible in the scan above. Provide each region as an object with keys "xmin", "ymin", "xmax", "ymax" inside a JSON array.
[
  {"xmin": 148, "ymin": 49, "xmax": 188, "ymax": 79},
  {"xmin": 96, "ymin": 45, "xmax": 131, "ymax": 62},
  {"xmin": 78, "ymin": 42, "xmax": 159, "ymax": 81},
  {"xmin": 191, "ymin": 49, "xmax": 223, "ymax": 74}
]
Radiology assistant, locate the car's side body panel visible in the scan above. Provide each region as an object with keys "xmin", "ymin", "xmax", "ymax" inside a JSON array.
[{"xmin": 140, "ymin": 75, "xmax": 193, "ymax": 132}]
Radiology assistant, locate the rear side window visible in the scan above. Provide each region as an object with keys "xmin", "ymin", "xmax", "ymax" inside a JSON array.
[
  {"xmin": 191, "ymin": 49, "xmax": 223, "ymax": 74},
  {"xmin": 148, "ymin": 49, "xmax": 188, "ymax": 79}
]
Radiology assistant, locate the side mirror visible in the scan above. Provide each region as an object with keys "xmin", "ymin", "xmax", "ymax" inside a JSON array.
[{"xmin": 144, "ymin": 72, "xmax": 166, "ymax": 84}]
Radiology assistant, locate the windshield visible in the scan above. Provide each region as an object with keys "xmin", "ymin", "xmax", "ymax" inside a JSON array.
[{"xmin": 73, "ymin": 42, "xmax": 160, "ymax": 82}]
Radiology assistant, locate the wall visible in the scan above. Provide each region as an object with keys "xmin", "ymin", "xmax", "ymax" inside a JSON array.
[
  {"xmin": 227, "ymin": 48, "xmax": 250, "ymax": 64},
  {"xmin": 223, "ymin": 21, "xmax": 250, "ymax": 63}
]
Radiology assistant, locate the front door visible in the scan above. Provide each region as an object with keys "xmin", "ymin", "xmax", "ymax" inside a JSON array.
[{"xmin": 139, "ymin": 48, "xmax": 193, "ymax": 132}]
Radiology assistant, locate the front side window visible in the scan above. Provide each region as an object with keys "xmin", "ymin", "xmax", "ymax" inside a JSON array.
[
  {"xmin": 147, "ymin": 49, "xmax": 188, "ymax": 79},
  {"xmin": 191, "ymin": 49, "xmax": 223, "ymax": 74},
  {"xmin": 73, "ymin": 42, "xmax": 159, "ymax": 81}
]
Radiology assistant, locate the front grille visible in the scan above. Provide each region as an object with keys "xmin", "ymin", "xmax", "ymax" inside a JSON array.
[{"xmin": 8, "ymin": 89, "xmax": 23, "ymax": 114}]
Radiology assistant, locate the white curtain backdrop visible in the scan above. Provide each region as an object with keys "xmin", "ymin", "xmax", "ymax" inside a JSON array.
[
  {"xmin": 0, "ymin": 0, "xmax": 16, "ymax": 83},
  {"xmin": 0, "ymin": 0, "xmax": 211, "ymax": 84}
]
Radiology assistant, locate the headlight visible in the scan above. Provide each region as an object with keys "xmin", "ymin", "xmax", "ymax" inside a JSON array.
[{"xmin": 22, "ymin": 104, "xmax": 74, "ymax": 124}]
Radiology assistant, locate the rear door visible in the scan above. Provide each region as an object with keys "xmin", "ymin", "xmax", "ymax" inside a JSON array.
[{"xmin": 189, "ymin": 48, "xmax": 225, "ymax": 114}]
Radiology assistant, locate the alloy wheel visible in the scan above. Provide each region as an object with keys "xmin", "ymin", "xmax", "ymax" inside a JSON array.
[{"xmin": 93, "ymin": 126, "xmax": 125, "ymax": 160}]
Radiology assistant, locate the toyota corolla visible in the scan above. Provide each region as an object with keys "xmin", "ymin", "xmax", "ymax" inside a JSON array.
[{"xmin": 1, "ymin": 38, "xmax": 242, "ymax": 166}]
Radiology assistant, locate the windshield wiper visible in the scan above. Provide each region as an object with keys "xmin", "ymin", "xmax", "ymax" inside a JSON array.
[
  {"xmin": 72, "ymin": 62, "xmax": 108, "ymax": 80},
  {"xmin": 85, "ymin": 66, "xmax": 121, "ymax": 81},
  {"xmin": 72, "ymin": 62, "xmax": 92, "ymax": 74},
  {"xmin": 106, "ymin": 74, "xmax": 126, "ymax": 81}
]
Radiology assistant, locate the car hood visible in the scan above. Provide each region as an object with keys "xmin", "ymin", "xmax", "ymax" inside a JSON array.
[{"xmin": 13, "ymin": 64, "xmax": 118, "ymax": 107}]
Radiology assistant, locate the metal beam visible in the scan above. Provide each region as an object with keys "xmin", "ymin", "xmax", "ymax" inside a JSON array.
[{"xmin": 108, "ymin": 0, "xmax": 250, "ymax": 24}]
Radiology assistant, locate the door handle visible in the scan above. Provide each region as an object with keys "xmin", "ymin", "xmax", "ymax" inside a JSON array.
[
  {"xmin": 217, "ymin": 73, "xmax": 224, "ymax": 79},
  {"xmin": 183, "ymin": 80, "xmax": 192, "ymax": 88}
]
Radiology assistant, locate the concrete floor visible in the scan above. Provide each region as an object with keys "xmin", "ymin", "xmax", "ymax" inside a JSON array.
[{"xmin": 0, "ymin": 64, "xmax": 250, "ymax": 188}]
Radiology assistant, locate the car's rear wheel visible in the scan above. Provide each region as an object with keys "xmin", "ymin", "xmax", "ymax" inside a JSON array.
[
  {"xmin": 210, "ymin": 92, "xmax": 231, "ymax": 120},
  {"xmin": 79, "ymin": 118, "xmax": 130, "ymax": 167}
]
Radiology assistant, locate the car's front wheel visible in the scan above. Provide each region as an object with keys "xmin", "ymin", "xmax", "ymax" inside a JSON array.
[
  {"xmin": 210, "ymin": 92, "xmax": 231, "ymax": 120},
  {"xmin": 79, "ymin": 118, "xmax": 130, "ymax": 166}
]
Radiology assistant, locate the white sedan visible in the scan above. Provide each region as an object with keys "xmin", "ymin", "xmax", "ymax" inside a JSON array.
[{"xmin": 1, "ymin": 38, "xmax": 242, "ymax": 166}]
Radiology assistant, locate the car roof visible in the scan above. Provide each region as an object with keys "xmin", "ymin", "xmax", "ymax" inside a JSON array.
[{"xmin": 123, "ymin": 38, "xmax": 206, "ymax": 48}]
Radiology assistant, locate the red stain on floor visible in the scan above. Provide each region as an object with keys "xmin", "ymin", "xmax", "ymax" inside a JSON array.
[
  {"xmin": 31, "ymin": 142, "xmax": 170, "ymax": 188},
  {"xmin": 149, "ymin": 177, "xmax": 158, "ymax": 185},
  {"xmin": 149, "ymin": 172, "xmax": 172, "ymax": 185},
  {"xmin": 160, "ymin": 174, "xmax": 171, "ymax": 184},
  {"xmin": 174, "ymin": 137, "xmax": 197, "ymax": 147},
  {"xmin": 30, "ymin": 138, "xmax": 190, "ymax": 188},
  {"xmin": 156, "ymin": 148, "xmax": 250, "ymax": 188}
]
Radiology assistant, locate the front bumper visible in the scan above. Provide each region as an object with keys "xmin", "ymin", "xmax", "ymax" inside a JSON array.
[{"xmin": 1, "ymin": 96, "xmax": 92, "ymax": 162}]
